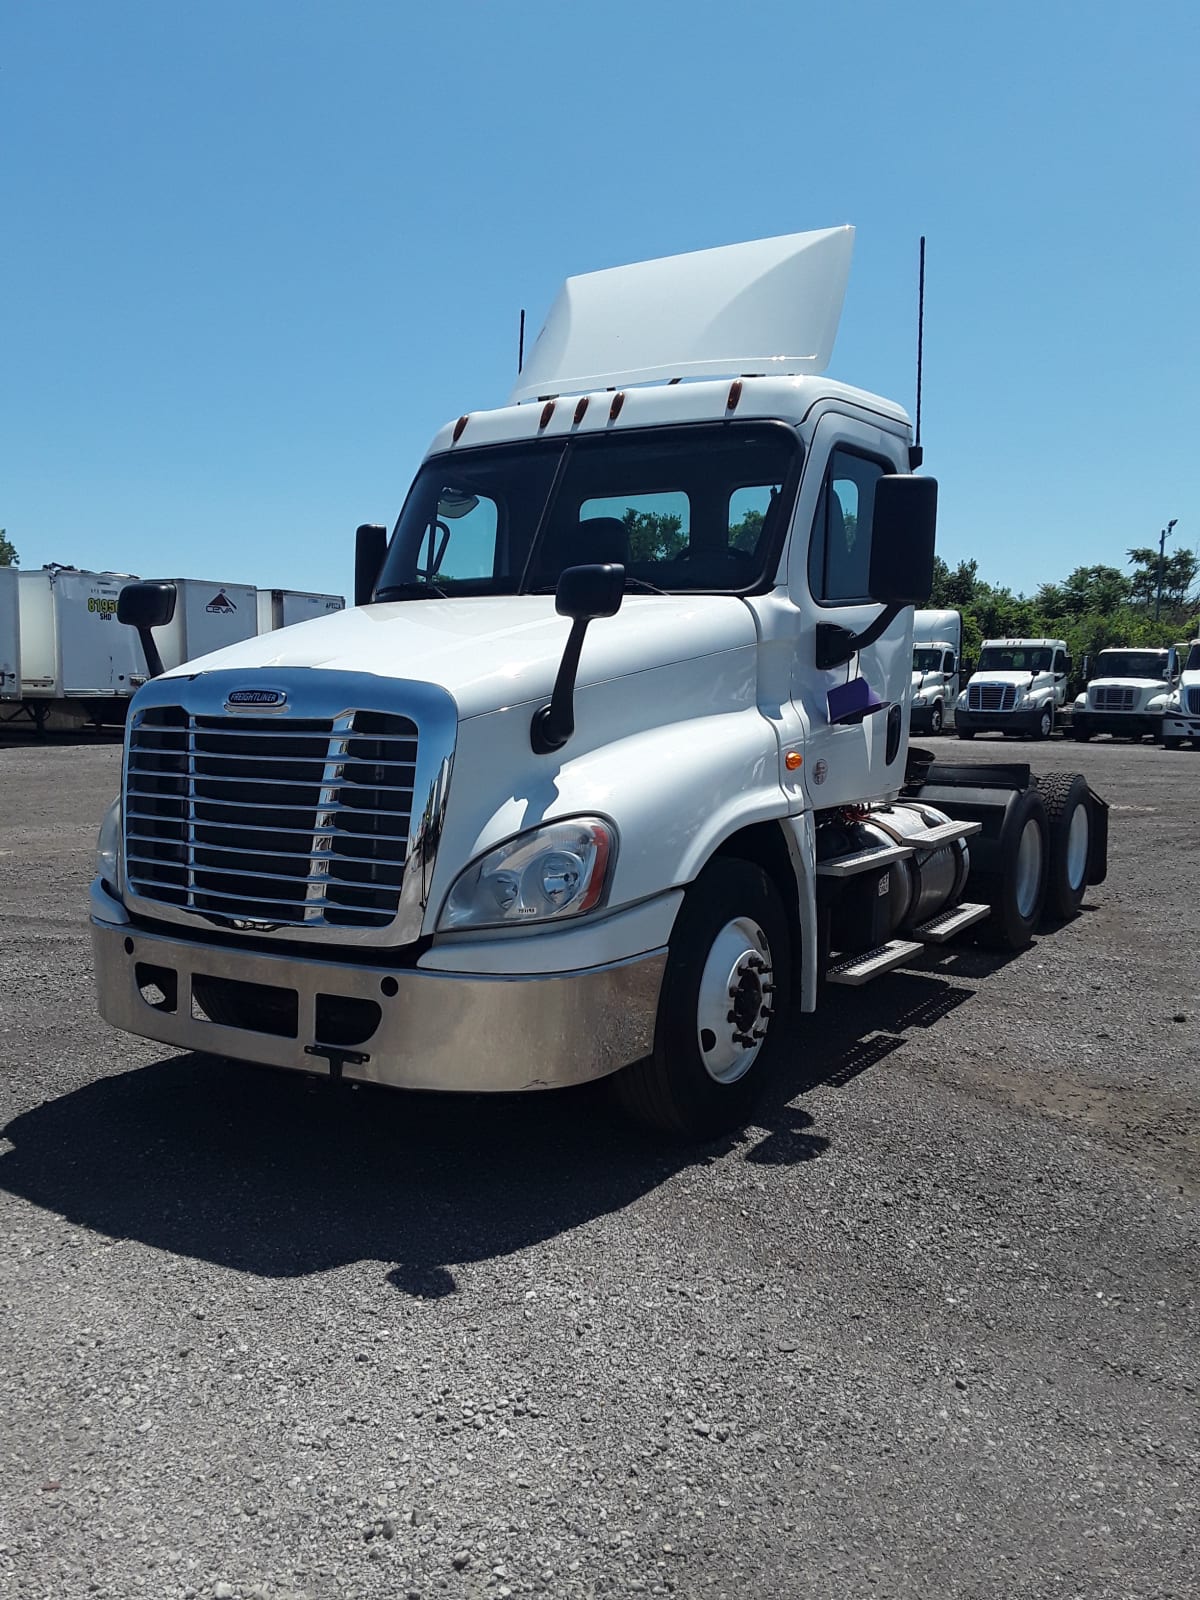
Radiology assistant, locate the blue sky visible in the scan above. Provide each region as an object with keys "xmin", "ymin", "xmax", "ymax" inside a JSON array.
[{"xmin": 2, "ymin": 1, "xmax": 1196, "ymax": 600}]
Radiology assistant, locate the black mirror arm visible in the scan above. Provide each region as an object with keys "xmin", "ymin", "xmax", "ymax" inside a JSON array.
[
  {"xmin": 815, "ymin": 604, "xmax": 904, "ymax": 671},
  {"xmin": 137, "ymin": 628, "xmax": 165, "ymax": 679},
  {"xmin": 531, "ymin": 617, "xmax": 590, "ymax": 754}
]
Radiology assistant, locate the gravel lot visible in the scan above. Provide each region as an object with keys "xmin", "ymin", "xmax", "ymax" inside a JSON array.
[{"xmin": 1, "ymin": 732, "xmax": 1197, "ymax": 1600}]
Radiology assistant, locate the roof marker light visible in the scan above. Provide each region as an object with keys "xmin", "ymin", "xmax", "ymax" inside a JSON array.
[
  {"xmin": 609, "ymin": 392, "xmax": 625, "ymax": 422},
  {"xmin": 452, "ymin": 415, "xmax": 470, "ymax": 442},
  {"xmin": 573, "ymin": 396, "xmax": 589, "ymax": 425},
  {"xmin": 727, "ymin": 380, "xmax": 743, "ymax": 411},
  {"xmin": 539, "ymin": 400, "xmax": 556, "ymax": 430}
]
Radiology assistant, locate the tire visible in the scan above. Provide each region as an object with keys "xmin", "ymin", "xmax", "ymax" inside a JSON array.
[
  {"xmin": 1033, "ymin": 705, "xmax": 1054, "ymax": 741},
  {"xmin": 1073, "ymin": 725, "xmax": 1092, "ymax": 742},
  {"xmin": 956, "ymin": 727, "xmax": 975, "ymax": 741},
  {"xmin": 1036, "ymin": 771, "xmax": 1091, "ymax": 922},
  {"xmin": 614, "ymin": 857, "xmax": 792, "ymax": 1141},
  {"xmin": 928, "ymin": 702, "xmax": 944, "ymax": 736},
  {"xmin": 973, "ymin": 789, "xmax": 1050, "ymax": 950},
  {"xmin": 1163, "ymin": 737, "xmax": 1182, "ymax": 751}
]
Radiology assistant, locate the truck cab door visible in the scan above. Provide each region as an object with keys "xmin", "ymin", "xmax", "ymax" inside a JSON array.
[
  {"xmin": 787, "ymin": 415, "xmax": 911, "ymax": 809},
  {"xmin": 1053, "ymin": 648, "xmax": 1069, "ymax": 706}
]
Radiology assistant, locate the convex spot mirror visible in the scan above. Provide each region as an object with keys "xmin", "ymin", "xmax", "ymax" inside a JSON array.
[
  {"xmin": 556, "ymin": 563, "xmax": 625, "ymax": 621},
  {"xmin": 867, "ymin": 475, "xmax": 938, "ymax": 607},
  {"xmin": 117, "ymin": 581, "xmax": 176, "ymax": 631}
]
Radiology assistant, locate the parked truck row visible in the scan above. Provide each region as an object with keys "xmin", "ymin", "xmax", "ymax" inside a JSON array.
[
  {"xmin": 91, "ymin": 227, "xmax": 1112, "ymax": 1141},
  {"xmin": 0, "ymin": 565, "xmax": 344, "ymax": 731}
]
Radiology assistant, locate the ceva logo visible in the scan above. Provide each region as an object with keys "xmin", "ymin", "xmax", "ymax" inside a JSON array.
[
  {"xmin": 206, "ymin": 590, "xmax": 237, "ymax": 613},
  {"xmin": 225, "ymin": 688, "xmax": 288, "ymax": 710}
]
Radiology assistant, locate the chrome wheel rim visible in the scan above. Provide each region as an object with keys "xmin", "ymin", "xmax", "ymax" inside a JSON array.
[
  {"xmin": 1040, "ymin": 709, "xmax": 1052, "ymax": 738},
  {"xmin": 1065, "ymin": 801, "xmax": 1089, "ymax": 889},
  {"xmin": 696, "ymin": 916, "xmax": 774, "ymax": 1084},
  {"xmin": 1015, "ymin": 818, "xmax": 1044, "ymax": 920},
  {"xmin": 931, "ymin": 706, "xmax": 943, "ymax": 733}
]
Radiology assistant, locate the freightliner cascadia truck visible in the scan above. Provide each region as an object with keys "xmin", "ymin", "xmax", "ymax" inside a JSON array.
[{"xmin": 93, "ymin": 228, "xmax": 1108, "ymax": 1139}]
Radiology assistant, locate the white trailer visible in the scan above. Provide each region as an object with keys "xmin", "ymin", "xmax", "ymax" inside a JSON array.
[
  {"xmin": 139, "ymin": 579, "xmax": 258, "ymax": 675},
  {"xmin": 0, "ymin": 568, "xmax": 19, "ymax": 700},
  {"xmin": 92, "ymin": 228, "xmax": 1109, "ymax": 1142},
  {"xmin": 12, "ymin": 568, "xmax": 146, "ymax": 727},
  {"xmin": 256, "ymin": 588, "xmax": 346, "ymax": 634},
  {"xmin": 909, "ymin": 607, "xmax": 962, "ymax": 735}
]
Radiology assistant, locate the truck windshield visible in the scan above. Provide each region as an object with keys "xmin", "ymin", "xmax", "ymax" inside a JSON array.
[
  {"xmin": 1093, "ymin": 650, "xmax": 1168, "ymax": 679},
  {"xmin": 977, "ymin": 646, "xmax": 1054, "ymax": 673},
  {"xmin": 375, "ymin": 422, "xmax": 801, "ymax": 600},
  {"xmin": 1186, "ymin": 643, "xmax": 1200, "ymax": 672},
  {"xmin": 913, "ymin": 648, "xmax": 944, "ymax": 673}
]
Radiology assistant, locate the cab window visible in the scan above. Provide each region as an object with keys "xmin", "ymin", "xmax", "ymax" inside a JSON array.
[{"xmin": 808, "ymin": 448, "xmax": 886, "ymax": 604}]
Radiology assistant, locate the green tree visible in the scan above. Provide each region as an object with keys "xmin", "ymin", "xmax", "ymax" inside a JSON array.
[
  {"xmin": 621, "ymin": 507, "xmax": 687, "ymax": 564},
  {"xmin": 729, "ymin": 507, "xmax": 764, "ymax": 554},
  {"xmin": 0, "ymin": 529, "xmax": 17, "ymax": 567},
  {"xmin": 1127, "ymin": 546, "xmax": 1198, "ymax": 614}
]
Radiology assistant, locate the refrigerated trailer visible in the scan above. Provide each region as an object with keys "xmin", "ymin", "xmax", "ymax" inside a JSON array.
[
  {"xmin": 94, "ymin": 227, "xmax": 1110, "ymax": 1141},
  {"xmin": 139, "ymin": 579, "xmax": 258, "ymax": 674},
  {"xmin": 9, "ymin": 567, "xmax": 147, "ymax": 729},
  {"xmin": 0, "ymin": 568, "xmax": 19, "ymax": 700}
]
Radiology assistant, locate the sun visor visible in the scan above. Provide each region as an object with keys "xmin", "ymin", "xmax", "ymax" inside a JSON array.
[{"xmin": 510, "ymin": 225, "xmax": 854, "ymax": 404}]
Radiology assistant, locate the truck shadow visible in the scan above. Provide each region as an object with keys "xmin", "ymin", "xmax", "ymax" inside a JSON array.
[{"xmin": 0, "ymin": 964, "xmax": 997, "ymax": 1295}]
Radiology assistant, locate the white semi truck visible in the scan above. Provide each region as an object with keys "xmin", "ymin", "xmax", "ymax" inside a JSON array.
[
  {"xmin": 1069, "ymin": 646, "xmax": 1178, "ymax": 742},
  {"xmin": 92, "ymin": 229, "xmax": 1108, "ymax": 1140},
  {"xmin": 1161, "ymin": 639, "xmax": 1200, "ymax": 749},
  {"xmin": 955, "ymin": 637, "xmax": 1071, "ymax": 741},
  {"xmin": 909, "ymin": 608, "xmax": 961, "ymax": 735}
]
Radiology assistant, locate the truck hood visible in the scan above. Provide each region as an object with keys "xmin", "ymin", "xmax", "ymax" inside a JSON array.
[
  {"xmin": 968, "ymin": 671, "xmax": 1042, "ymax": 689},
  {"xmin": 159, "ymin": 593, "xmax": 758, "ymax": 720},
  {"xmin": 1087, "ymin": 676, "xmax": 1166, "ymax": 691}
]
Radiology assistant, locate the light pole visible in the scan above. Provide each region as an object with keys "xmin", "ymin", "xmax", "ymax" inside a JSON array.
[{"xmin": 1156, "ymin": 518, "xmax": 1179, "ymax": 620}]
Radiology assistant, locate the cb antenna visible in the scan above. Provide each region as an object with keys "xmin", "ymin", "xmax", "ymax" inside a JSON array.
[
  {"xmin": 910, "ymin": 235, "xmax": 925, "ymax": 470},
  {"xmin": 518, "ymin": 308, "xmax": 526, "ymax": 374}
]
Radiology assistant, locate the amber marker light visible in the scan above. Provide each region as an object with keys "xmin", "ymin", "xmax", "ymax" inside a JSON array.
[{"xmin": 785, "ymin": 751, "xmax": 803, "ymax": 771}]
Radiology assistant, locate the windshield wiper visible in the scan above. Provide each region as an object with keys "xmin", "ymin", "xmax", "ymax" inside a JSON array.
[
  {"xmin": 621, "ymin": 575, "xmax": 666, "ymax": 595},
  {"xmin": 375, "ymin": 581, "xmax": 449, "ymax": 601}
]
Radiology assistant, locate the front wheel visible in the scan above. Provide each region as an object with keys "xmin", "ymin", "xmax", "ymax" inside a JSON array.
[
  {"xmin": 614, "ymin": 858, "xmax": 792, "ymax": 1140},
  {"xmin": 1163, "ymin": 737, "xmax": 1183, "ymax": 751},
  {"xmin": 1073, "ymin": 724, "xmax": 1093, "ymax": 742},
  {"xmin": 1033, "ymin": 705, "xmax": 1054, "ymax": 741},
  {"xmin": 928, "ymin": 702, "xmax": 944, "ymax": 736}
]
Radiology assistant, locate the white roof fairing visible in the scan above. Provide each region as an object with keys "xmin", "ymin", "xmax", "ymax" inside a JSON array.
[{"xmin": 509, "ymin": 226, "xmax": 855, "ymax": 405}]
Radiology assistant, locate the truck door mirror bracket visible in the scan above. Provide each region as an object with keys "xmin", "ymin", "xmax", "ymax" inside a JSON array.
[
  {"xmin": 815, "ymin": 605, "xmax": 903, "ymax": 671},
  {"xmin": 531, "ymin": 564, "xmax": 625, "ymax": 755},
  {"xmin": 117, "ymin": 581, "xmax": 177, "ymax": 679}
]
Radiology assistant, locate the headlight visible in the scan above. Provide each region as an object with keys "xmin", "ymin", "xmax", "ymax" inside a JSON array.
[
  {"xmin": 1073, "ymin": 694, "xmax": 1086, "ymax": 710},
  {"xmin": 96, "ymin": 797, "xmax": 122, "ymax": 890},
  {"xmin": 439, "ymin": 817, "xmax": 615, "ymax": 932},
  {"xmin": 956, "ymin": 692, "xmax": 968, "ymax": 709}
]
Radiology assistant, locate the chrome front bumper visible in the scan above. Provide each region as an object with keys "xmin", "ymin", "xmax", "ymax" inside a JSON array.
[{"xmin": 92, "ymin": 900, "xmax": 667, "ymax": 1093}]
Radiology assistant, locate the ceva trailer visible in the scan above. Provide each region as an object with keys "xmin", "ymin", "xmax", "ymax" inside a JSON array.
[
  {"xmin": 94, "ymin": 227, "xmax": 1109, "ymax": 1141},
  {"xmin": 136, "ymin": 579, "xmax": 259, "ymax": 676}
]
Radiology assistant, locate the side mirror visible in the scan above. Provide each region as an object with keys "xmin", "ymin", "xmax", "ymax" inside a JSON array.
[
  {"xmin": 1081, "ymin": 654, "xmax": 1091, "ymax": 682},
  {"xmin": 814, "ymin": 477, "xmax": 937, "ymax": 670},
  {"xmin": 946, "ymin": 651, "xmax": 957, "ymax": 675},
  {"xmin": 1167, "ymin": 646, "xmax": 1178, "ymax": 679},
  {"xmin": 868, "ymin": 475, "xmax": 938, "ymax": 606},
  {"xmin": 355, "ymin": 523, "xmax": 388, "ymax": 607},
  {"xmin": 532, "ymin": 564, "xmax": 625, "ymax": 753},
  {"xmin": 555, "ymin": 562, "xmax": 625, "ymax": 622},
  {"xmin": 118, "ymin": 581, "xmax": 177, "ymax": 679},
  {"xmin": 1063, "ymin": 655, "xmax": 1073, "ymax": 677}
]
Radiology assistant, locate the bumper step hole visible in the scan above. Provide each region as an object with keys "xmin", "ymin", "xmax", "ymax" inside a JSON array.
[
  {"xmin": 191, "ymin": 974, "xmax": 299, "ymax": 1038},
  {"xmin": 135, "ymin": 963, "xmax": 178, "ymax": 1013},
  {"xmin": 315, "ymin": 994, "xmax": 382, "ymax": 1048}
]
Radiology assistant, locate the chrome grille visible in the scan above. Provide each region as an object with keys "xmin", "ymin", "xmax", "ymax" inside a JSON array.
[
  {"xmin": 1187, "ymin": 687, "xmax": 1200, "ymax": 716},
  {"xmin": 967, "ymin": 683, "xmax": 1017, "ymax": 712},
  {"xmin": 124, "ymin": 707, "xmax": 417, "ymax": 929},
  {"xmin": 1090, "ymin": 686, "xmax": 1136, "ymax": 711}
]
